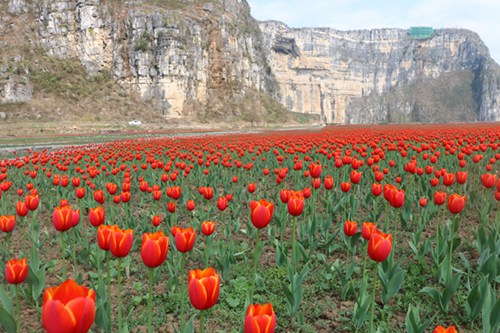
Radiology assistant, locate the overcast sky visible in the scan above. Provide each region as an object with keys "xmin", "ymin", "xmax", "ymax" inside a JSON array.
[{"xmin": 247, "ymin": 0, "xmax": 500, "ymax": 64}]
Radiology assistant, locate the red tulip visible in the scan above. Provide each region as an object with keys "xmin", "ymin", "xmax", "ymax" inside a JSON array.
[
  {"xmin": 188, "ymin": 268, "xmax": 220, "ymax": 310},
  {"xmin": 93, "ymin": 190, "xmax": 105, "ymax": 204},
  {"xmin": 371, "ymin": 183, "xmax": 382, "ymax": 197},
  {"xmin": 217, "ymin": 196, "xmax": 228, "ymax": 211},
  {"xmin": 383, "ymin": 184, "xmax": 396, "ymax": 202},
  {"xmin": 25, "ymin": 193, "xmax": 40, "ymax": 211},
  {"xmin": 5, "ymin": 258, "xmax": 28, "ymax": 284},
  {"xmin": 247, "ymin": 183, "xmax": 257, "ymax": 193},
  {"xmin": 302, "ymin": 187, "xmax": 312, "ymax": 198},
  {"xmin": 42, "ymin": 279, "xmax": 96, "ymax": 333},
  {"xmin": 167, "ymin": 186, "xmax": 182, "ymax": 200},
  {"xmin": 367, "ymin": 230, "xmax": 392, "ymax": 262},
  {"xmin": 419, "ymin": 197, "xmax": 427, "ymax": 207},
  {"xmin": 141, "ymin": 231, "xmax": 169, "ymax": 268},
  {"xmin": 174, "ymin": 227, "xmax": 196, "ymax": 253},
  {"xmin": 433, "ymin": 325, "xmax": 457, "ymax": 333},
  {"xmin": 433, "ymin": 191, "xmax": 447, "ymax": 206},
  {"xmin": 308, "ymin": 162, "xmax": 322, "ymax": 178},
  {"xmin": 75, "ymin": 187, "xmax": 86, "ymax": 199},
  {"xmin": 279, "ymin": 189, "xmax": 291, "ymax": 203},
  {"xmin": 324, "ymin": 175, "xmax": 334, "ymax": 190},
  {"xmin": 287, "ymin": 194, "xmax": 304, "ymax": 216},
  {"xmin": 120, "ymin": 192, "xmax": 131, "ymax": 203},
  {"xmin": 430, "ymin": 178, "xmax": 439, "ymax": 187},
  {"xmin": 16, "ymin": 201, "xmax": 28, "ymax": 217},
  {"xmin": 109, "ymin": 227, "xmax": 134, "ymax": 258},
  {"xmin": 456, "ymin": 171, "xmax": 467, "ymax": 184},
  {"xmin": 106, "ymin": 182, "xmax": 117, "ymax": 195},
  {"xmin": 52, "ymin": 205, "xmax": 79, "ymax": 232},
  {"xmin": 152, "ymin": 215, "xmax": 162, "ymax": 227},
  {"xmin": 0, "ymin": 215, "xmax": 15, "ymax": 233},
  {"xmin": 388, "ymin": 187, "xmax": 405, "ymax": 208},
  {"xmin": 361, "ymin": 222, "xmax": 377, "ymax": 240},
  {"xmin": 340, "ymin": 182, "xmax": 351, "ymax": 192},
  {"xmin": 203, "ymin": 187, "xmax": 214, "ymax": 200},
  {"xmin": 202, "ymin": 221, "xmax": 215, "ymax": 236},
  {"xmin": 186, "ymin": 199, "xmax": 196, "ymax": 211},
  {"xmin": 442, "ymin": 173, "xmax": 455, "ymax": 186},
  {"xmin": 88, "ymin": 206, "xmax": 105, "ymax": 227},
  {"xmin": 343, "ymin": 220, "xmax": 358, "ymax": 236},
  {"xmin": 448, "ymin": 193, "xmax": 466, "ymax": 214},
  {"xmin": 167, "ymin": 201, "xmax": 176, "ymax": 213},
  {"xmin": 152, "ymin": 190, "xmax": 162, "ymax": 201},
  {"xmin": 250, "ymin": 199, "xmax": 274, "ymax": 229},
  {"xmin": 480, "ymin": 173, "xmax": 497, "ymax": 188},
  {"xmin": 244, "ymin": 303, "xmax": 277, "ymax": 333},
  {"xmin": 97, "ymin": 225, "xmax": 117, "ymax": 251},
  {"xmin": 350, "ymin": 170, "xmax": 362, "ymax": 184}
]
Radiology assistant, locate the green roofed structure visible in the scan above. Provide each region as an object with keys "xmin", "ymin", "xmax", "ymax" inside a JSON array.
[{"xmin": 408, "ymin": 27, "xmax": 434, "ymax": 39}]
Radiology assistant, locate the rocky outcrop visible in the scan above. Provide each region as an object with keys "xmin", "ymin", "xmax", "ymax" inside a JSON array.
[
  {"xmin": 1, "ymin": 0, "xmax": 499, "ymax": 124},
  {"xmin": 1, "ymin": 0, "xmax": 280, "ymax": 121},
  {"xmin": 259, "ymin": 21, "xmax": 500, "ymax": 123}
]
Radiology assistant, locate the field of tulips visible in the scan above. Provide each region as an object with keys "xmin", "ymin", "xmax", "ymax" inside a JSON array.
[{"xmin": 0, "ymin": 123, "xmax": 499, "ymax": 333}]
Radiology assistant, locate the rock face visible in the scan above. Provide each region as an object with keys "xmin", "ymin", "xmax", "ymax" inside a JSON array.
[
  {"xmin": 1, "ymin": 0, "xmax": 279, "ymax": 121},
  {"xmin": 1, "ymin": 0, "xmax": 500, "ymax": 124},
  {"xmin": 259, "ymin": 21, "xmax": 500, "ymax": 123}
]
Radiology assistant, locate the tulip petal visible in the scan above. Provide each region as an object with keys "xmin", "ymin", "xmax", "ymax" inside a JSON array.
[
  {"xmin": 188, "ymin": 279, "xmax": 207, "ymax": 310},
  {"xmin": 67, "ymin": 297, "xmax": 96, "ymax": 333},
  {"xmin": 42, "ymin": 300, "xmax": 77, "ymax": 333}
]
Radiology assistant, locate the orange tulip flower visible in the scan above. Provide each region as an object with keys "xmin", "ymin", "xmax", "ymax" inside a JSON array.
[
  {"xmin": 0, "ymin": 215, "xmax": 16, "ymax": 233},
  {"xmin": 88, "ymin": 206, "xmax": 105, "ymax": 227},
  {"xmin": 361, "ymin": 222, "xmax": 377, "ymax": 240},
  {"xmin": 174, "ymin": 227, "xmax": 196, "ymax": 253},
  {"xmin": 433, "ymin": 325, "xmax": 457, "ymax": 333},
  {"xmin": 367, "ymin": 230, "xmax": 392, "ymax": 262},
  {"xmin": 16, "ymin": 201, "xmax": 28, "ymax": 217},
  {"xmin": 42, "ymin": 279, "xmax": 96, "ymax": 333},
  {"xmin": 141, "ymin": 231, "xmax": 169, "ymax": 268},
  {"xmin": 343, "ymin": 220, "xmax": 358, "ymax": 237},
  {"xmin": 109, "ymin": 227, "xmax": 134, "ymax": 258},
  {"xmin": 188, "ymin": 268, "xmax": 220, "ymax": 310},
  {"xmin": 448, "ymin": 193, "xmax": 466, "ymax": 214},
  {"xmin": 5, "ymin": 258, "xmax": 28, "ymax": 285},
  {"xmin": 249, "ymin": 199, "xmax": 274, "ymax": 229},
  {"xmin": 287, "ymin": 195, "xmax": 304, "ymax": 216},
  {"xmin": 202, "ymin": 221, "xmax": 215, "ymax": 236},
  {"xmin": 244, "ymin": 303, "xmax": 277, "ymax": 333}
]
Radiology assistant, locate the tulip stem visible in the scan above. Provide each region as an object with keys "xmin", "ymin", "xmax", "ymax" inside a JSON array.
[
  {"xmin": 369, "ymin": 263, "xmax": 378, "ymax": 333},
  {"xmin": 291, "ymin": 216, "xmax": 297, "ymax": 274},
  {"xmin": 148, "ymin": 267, "xmax": 154, "ymax": 333},
  {"xmin": 15, "ymin": 284, "xmax": 20, "ymax": 333},
  {"xmin": 117, "ymin": 257, "xmax": 123, "ymax": 332},
  {"xmin": 251, "ymin": 229, "xmax": 260, "ymax": 301},
  {"xmin": 204, "ymin": 236, "xmax": 209, "ymax": 267},
  {"xmin": 106, "ymin": 251, "xmax": 112, "ymax": 329},
  {"xmin": 199, "ymin": 310, "xmax": 205, "ymax": 333},
  {"xmin": 180, "ymin": 252, "xmax": 186, "ymax": 330},
  {"xmin": 71, "ymin": 229, "xmax": 77, "ymax": 277},
  {"xmin": 448, "ymin": 215, "xmax": 458, "ymax": 283},
  {"xmin": 60, "ymin": 232, "xmax": 67, "ymax": 281}
]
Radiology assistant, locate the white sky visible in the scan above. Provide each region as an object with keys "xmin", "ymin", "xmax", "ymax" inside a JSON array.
[{"xmin": 247, "ymin": 0, "xmax": 500, "ymax": 64}]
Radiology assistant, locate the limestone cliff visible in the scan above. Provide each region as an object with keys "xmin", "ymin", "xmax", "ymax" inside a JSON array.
[
  {"xmin": 259, "ymin": 21, "xmax": 500, "ymax": 123},
  {"xmin": 1, "ymin": 0, "xmax": 499, "ymax": 125},
  {"xmin": 0, "ymin": 0, "xmax": 284, "ymax": 124}
]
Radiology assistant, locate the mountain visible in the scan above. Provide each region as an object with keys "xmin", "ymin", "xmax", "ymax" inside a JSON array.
[{"xmin": 1, "ymin": 0, "xmax": 499, "ymax": 126}]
